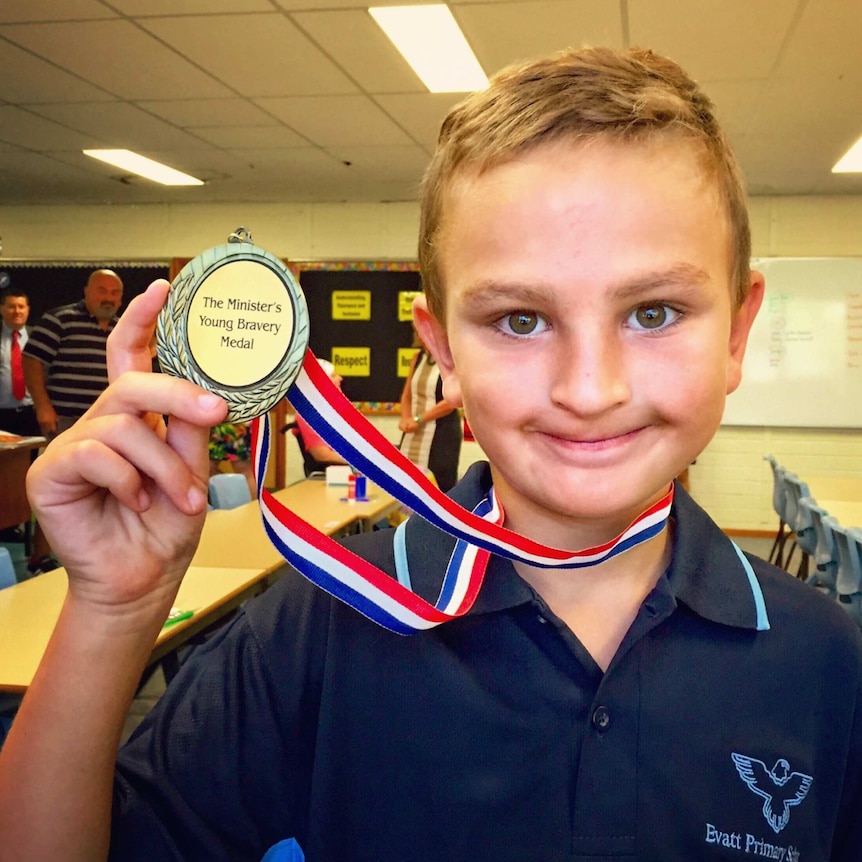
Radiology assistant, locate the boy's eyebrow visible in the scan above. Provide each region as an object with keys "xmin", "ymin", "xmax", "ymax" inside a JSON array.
[
  {"xmin": 458, "ymin": 263, "xmax": 713, "ymax": 308},
  {"xmin": 609, "ymin": 263, "xmax": 712, "ymax": 299}
]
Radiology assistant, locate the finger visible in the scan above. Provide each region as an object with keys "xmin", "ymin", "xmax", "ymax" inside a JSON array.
[
  {"xmin": 39, "ymin": 414, "xmax": 210, "ymax": 516},
  {"xmin": 84, "ymin": 371, "xmax": 226, "ymax": 429},
  {"xmin": 29, "ymin": 437, "xmax": 152, "ymax": 515},
  {"xmin": 165, "ymin": 417, "xmax": 217, "ymax": 488},
  {"xmin": 108, "ymin": 279, "xmax": 171, "ymax": 381}
]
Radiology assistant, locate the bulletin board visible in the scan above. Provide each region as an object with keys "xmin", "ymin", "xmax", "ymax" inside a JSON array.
[
  {"xmin": 296, "ymin": 262, "xmax": 422, "ymax": 405},
  {"xmin": 722, "ymin": 257, "xmax": 862, "ymax": 428}
]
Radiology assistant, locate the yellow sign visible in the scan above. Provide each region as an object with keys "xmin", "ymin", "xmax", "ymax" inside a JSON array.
[
  {"xmin": 397, "ymin": 348, "xmax": 419, "ymax": 378},
  {"xmin": 332, "ymin": 347, "xmax": 371, "ymax": 377},
  {"xmin": 398, "ymin": 290, "xmax": 422, "ymax": 322},
  {"xmin": 332, "ymin": 290, "xmax": 371, "ymax": 321}
]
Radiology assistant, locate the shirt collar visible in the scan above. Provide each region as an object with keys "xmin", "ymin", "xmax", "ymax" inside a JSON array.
[
  {"xmin": 666, "ymin": 484, "xmax": 769, "ymax": 631},
  {"xmin": 402, "ymin": 463, "xmax": 768, "ymax": 631}
]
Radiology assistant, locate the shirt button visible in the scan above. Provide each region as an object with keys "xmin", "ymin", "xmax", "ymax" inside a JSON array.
[
  {"xmin": 592, "ymin": 705, "xmax": 611, "ymax": 731},
  {"xmin": 537, "ymin": 614, "xmax": 547, "ymax": 624}
]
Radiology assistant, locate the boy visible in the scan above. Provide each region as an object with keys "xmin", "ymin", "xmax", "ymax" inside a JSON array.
[{"xmin": 1, "ymin": 46, "xmax": 860, "ymax": 861}]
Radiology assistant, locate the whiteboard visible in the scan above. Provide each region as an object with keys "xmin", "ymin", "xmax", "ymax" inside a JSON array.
[{"xmin": 722, "ymin": 257, "xmax": 862, "ymax": 428}]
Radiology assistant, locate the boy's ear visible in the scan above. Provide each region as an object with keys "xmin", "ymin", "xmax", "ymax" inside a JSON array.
[
  {"xmin": 412, "ymin": 295, "xmax": 463, "ymax": 407},
  {"xmin": 726, "ymin": 270, "xmax": 765, "ymax": 395}
]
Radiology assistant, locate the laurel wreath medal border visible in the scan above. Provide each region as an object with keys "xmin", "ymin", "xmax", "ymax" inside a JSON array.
[{"xmin": 157, "ymin": 243, "xmax": 310, "ymax": 423}]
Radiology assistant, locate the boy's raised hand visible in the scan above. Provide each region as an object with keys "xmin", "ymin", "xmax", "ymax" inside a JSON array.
[{"xmin": 25, "ymin": 279, "xmax": 228, "ymax": 614}]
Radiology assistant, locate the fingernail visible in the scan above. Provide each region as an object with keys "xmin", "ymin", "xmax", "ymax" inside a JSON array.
[
  {"xmin": 198, "ymin": 393, "xmax": 222, "ymax": 410},
  {"xmin": 187, "ymin": 485, "xmax": 206, "ymax": 511}
]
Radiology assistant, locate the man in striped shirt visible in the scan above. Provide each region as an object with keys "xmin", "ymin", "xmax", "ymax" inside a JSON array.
[{"xmin": 23, "ymin": 269, "xmax": 123, "ymax": 437}]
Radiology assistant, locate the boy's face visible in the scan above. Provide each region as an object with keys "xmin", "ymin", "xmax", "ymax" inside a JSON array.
[{"xmin": 415, "ymin": 137, "xmax": 763, "ymax": 542}]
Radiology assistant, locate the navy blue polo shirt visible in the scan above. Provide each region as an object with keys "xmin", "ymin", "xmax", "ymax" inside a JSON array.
[{"xmin": 112, "ymin": 463, "xmax": 862, "ymax": 861}]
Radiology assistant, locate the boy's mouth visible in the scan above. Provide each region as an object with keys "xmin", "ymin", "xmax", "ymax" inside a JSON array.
[{"xmin": 543, "ymin": 426, "xmax": 645, "ymax": 450}]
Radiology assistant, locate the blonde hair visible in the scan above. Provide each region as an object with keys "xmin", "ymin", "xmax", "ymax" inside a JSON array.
[{"xmin": 419, "ymin": 46, "xmax": 751, "ymax": 317}]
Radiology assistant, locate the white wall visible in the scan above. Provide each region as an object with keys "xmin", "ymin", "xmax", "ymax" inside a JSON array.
[
  {"xmin": 0, "ymin": 201, "xmax": 420, "ymax": 262},
  {"xmin": 2, "ymin": 194, "xmax": 860, "ymax": 532}
]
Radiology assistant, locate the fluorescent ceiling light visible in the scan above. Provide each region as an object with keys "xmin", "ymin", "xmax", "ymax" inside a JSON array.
[
  {"xmin": 369, "ymin": 4, "xmax": 487, "ymax": 93},
  {"xmin": 83, "ymin": 149, "xmax": 204, "ymax": 186},
  {"xmin": 832, "ymin": 136, "xmax": 862, "ymax": 173}
]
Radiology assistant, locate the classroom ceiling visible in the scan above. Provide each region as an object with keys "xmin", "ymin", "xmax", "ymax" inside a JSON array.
[{"xmin": 1, "ymin": 0, "xmax": 862, "ymax": 207}]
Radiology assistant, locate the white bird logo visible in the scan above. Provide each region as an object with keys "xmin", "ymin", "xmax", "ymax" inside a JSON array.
[{"xmin": 731, "ymin": 753, "xmax": 813, "ymax": 833}]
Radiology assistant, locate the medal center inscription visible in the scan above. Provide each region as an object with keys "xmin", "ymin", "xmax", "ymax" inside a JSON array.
[{"xmin": 187, "ymin": 260, "xmax": 295, "ymax": 387}]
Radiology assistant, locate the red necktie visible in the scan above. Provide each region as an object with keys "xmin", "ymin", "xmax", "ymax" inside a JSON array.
[{"xmin": 10, "ymin": 330, "xmax": 25, "ymax": 401}]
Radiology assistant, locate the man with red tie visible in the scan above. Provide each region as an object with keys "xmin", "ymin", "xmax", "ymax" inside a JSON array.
[
  {"xmin": 0, "ymin": 284, "xmax": 58, "ymax": 573},
  {"xmin": 0, "ymin": 286, "xmax": 40, "ymax": 438}
]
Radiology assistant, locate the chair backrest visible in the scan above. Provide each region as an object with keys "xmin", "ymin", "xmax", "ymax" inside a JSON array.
[
  {"xmin": 848, "ymin": 528, "xmax": 862, "ymax": 594},
  {"xmin": 282, "ymin": 421, "xmax": 326, "ymax": 478},
  {"xmin": 763, "ymin": 456, "xmax": 787, "ymax": 519},
  {"xmin": 782, "ymin": 473, "xmax": 811, "ymax": 532},
  {"xmin": 208, "ymin": 473, "xmax": 252, "ymax": 510},
  {"xmin": 829, "ymin": 517, "xmax": 862, "ymax": 596},
  {"xmin": 796, "ymin": 497, "xmax": 820, "ymax": 555},
  {"xmin": 808, "ymin": 501, "xmax": 838, "ymax": 568},
  {"xmin": 0, "ymin": 548, "xmax": 17, "ymax": 590}
]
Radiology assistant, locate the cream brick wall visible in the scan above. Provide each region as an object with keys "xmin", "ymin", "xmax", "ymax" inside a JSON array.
[
  {"xmin": 691, "ymin": 428, "xmax": 862, "ymax": 532},
  {"xmin": 2, "ymin": 194, "xmax": 860, "ymax": 532}
]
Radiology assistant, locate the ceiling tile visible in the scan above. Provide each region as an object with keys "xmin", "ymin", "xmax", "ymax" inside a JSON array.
[
  {"xmin": 629, "ymin": 0, "xmax": 800, "ymax": 81},
  {"xmin": 702, "ymin": 80, "xmax": 765, "ymax": 141},
  {"xmin": 27, "ymin": 101, "xmax": 216, "ymax": 150},
  {"xmin": 0, "ymin": 105, "xmax": 95, "ymax": 151},
  {"xmin": 0, "ymin": 39, "xmax": 115, "ymax": 103},
  {"xmin": 273, "ymin": 0, "xmax": 408, "ymax": 9},
  {"xmin": 324, "ymin": 143, "xmax": 430, "ymax": 179},
  {"xmin": 290, "ymin": 8, "xmax": 424, "ymax": 94},
  {"xmin": 109, "ymin": 0, "xmax": 273, "ymax": 14},
  {"xmin": 0, "ymin": 20, "xmax": 231, "ymax": 99},
  {"xmin": 255, "ymin": 95, "xmax": 414, "ymax": 147},
  {"xmin": 374, "ymin": 93, "xmax": 464, "ymax": 152},
  {"xmin": 0, "ymin": 0, "xmax": 860, "ymax": 205},
  {"xmin": 776, "ymin": 0, "xmax": 862, "ymax": 79},
  {"xmin": 455, "ymin": 0, "xmax": 624, "ymax": 76},
  {"xmin": 135, "ymin": 98, "xmax": 279, "ymax": 128},
  {"xmin": 192, "ymin": 125, "xmax": 308, "ymax": 149},
  {"xmin": 139, "ymin": 13, "xmax": 357, "ymax": 98},
  {"xmin": 0, "ymin": 0, "xmax": 112, "ymax": 24}
]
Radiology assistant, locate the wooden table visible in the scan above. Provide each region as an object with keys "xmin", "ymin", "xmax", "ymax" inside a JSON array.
[
  {"xmin": 191, "ymin": 479, "xmax": 399, "ymax": 570},
  {"xmin": 0, "ymin": 435, "xmax": 45, "ymax": 532},
  {"xmin": 803, "ymin": 474, "xmax": 862, "ymax": 503},
  {"xmin": 820, "ymin": 500, "xmax": 862, "ymax": 530},
  {"xmin": 0, "ymin": 565, "xmax": 270, "ymax": 694}
]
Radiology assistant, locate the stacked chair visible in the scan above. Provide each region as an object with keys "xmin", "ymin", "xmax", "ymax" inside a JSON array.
[
  {"xmin": 764, "ymin": 455, "xmax": 791, "ymax": 567},
  {"xmin": 763, "ymin": 455, "xmax": 862, "ymax": 629},
  {"xmin": 208, "ymin": 473, "xmax": 253, "ymax": 510},
  {"xmin": 832, "ymin": 519, "xmax": 862, "ymax": 628},
  {"xmin": 781, "ymin": 473, "xmax": 813, "ymax": 578}
]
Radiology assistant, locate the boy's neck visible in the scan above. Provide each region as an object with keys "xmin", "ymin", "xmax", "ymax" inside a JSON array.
[{"xmin": 513, "ymin": 525, "xmax": 673, "ymax": 672}]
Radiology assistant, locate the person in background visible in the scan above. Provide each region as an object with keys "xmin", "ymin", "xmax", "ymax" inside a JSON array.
[
  {"xmin": 293, "ymin": 358, "xmax": 349, "ymax": 469},
  {"xmin": 22, "ymin": 268, "xmax": 123, "ymax": 437},
  {"xmin": 0, "ymin": 285, "xmax": 58, "ymax": 574},
  {"xmin": 2, "ymin": 46, "xmax": 861, "ymax": 861},
  {"xmin": 0, "ymin": 287, "xmax": 40, "ymax": 439},
  {"xmin": 398, "ymin": 332, "xmax": 463, "ymax": 491}
]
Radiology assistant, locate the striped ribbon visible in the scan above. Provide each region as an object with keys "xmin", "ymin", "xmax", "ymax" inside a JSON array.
[{"xmin": 251, "ymin": 350, "xmax": 673, "ymax": 634}]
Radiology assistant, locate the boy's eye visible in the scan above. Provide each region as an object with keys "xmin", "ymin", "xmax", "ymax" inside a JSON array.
[
  {"xmin": 496, "ymin": 311, "xmax": 549, "ymax": 337},
  {"xmin": 629, "ymin": 304, "xmax": 680, "ymax": 331}
]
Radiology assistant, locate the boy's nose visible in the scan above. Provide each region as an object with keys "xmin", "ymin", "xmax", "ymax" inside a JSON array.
[{"xmin": 549, "ymin": 332, "xmax": 630, "ymax": 416}]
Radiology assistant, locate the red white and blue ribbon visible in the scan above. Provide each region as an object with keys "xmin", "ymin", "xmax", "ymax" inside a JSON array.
[{"xmin": 251, "ymin": 350, "xmax": 673, "ymax": 634}]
